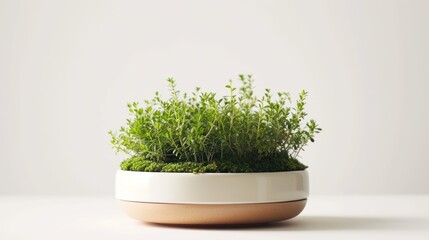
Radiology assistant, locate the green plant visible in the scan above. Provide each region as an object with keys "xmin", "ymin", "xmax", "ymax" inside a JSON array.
[{"xmin": 109, "ymin": 75, "xmax": 321, "ymax": 173}]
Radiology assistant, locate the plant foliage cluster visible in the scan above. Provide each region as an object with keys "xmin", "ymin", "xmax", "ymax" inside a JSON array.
[{"xmin": 109, "ymin": 75, "xmax": 321, "ymax": 173}]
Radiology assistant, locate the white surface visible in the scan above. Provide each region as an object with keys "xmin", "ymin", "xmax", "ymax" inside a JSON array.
[
  {"xmin": 0, "ymin": 0, "xmax": 429, "ymax": 196},
  {"xmin": 1, "ymin": 195, "xmax": 428, "ymax": 240},
  {"xmin": 115, "ymin": 170, "xmax": 308, "ymax": 204}
]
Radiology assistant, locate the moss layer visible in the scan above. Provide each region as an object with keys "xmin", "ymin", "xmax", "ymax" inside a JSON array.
[{"xmin": 120, "ymin": 156, "xmax": 307, "ymax": 173}]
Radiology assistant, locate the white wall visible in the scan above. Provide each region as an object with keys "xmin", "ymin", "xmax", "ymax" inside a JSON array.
[{"xmin": 1, "ymin": 0, "xmax": 428, "ymax": 195}]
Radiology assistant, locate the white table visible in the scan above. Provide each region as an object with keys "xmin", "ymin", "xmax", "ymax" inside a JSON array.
[{"xmin": 1, "ymin": 195, "xmax": 428, "ymax": 239}]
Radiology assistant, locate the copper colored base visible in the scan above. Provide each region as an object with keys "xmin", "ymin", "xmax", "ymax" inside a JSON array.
[{"xmin": 119, "ymin": 199, "xmax": 307, "ymax": 225}]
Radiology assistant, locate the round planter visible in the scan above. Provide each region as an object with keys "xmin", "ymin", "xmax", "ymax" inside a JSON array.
[{"xmin": 115, "ymin": 170, "xmax": 309, "ymax": 225}]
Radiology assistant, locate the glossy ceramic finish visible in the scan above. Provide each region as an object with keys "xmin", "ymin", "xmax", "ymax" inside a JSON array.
[{"xmin": 115, "ymin": 170, "xmax": 309, "ymax": 204}]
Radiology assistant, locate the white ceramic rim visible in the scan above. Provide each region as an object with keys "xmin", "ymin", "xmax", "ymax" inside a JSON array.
[{"xmin": 115, "ymin": 170, "xmax": 309, "ymax": 204}]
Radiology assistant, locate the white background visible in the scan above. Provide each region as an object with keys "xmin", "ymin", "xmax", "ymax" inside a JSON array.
[{"xmin": 1, "ymin": 0, "xmax": 428, "ymax": 195}]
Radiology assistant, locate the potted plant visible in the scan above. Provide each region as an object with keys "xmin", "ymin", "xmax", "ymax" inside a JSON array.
[{"xmin": 110, "ymin": 75, "xmax": 321, "ymax": 225}]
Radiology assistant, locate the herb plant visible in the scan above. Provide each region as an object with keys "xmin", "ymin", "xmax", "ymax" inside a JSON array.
[{"xmin": 109, "ymin": 75, "xmax": 321, "ymax": 173}]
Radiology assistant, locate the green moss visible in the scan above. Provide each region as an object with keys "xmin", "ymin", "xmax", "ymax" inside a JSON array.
[{"xmin": 120, "ymin": 156, "xmax": 307, "ymax": 173}]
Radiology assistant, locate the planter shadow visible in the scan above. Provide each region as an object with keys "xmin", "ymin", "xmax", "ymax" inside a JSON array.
[{"xmin": 146, "ymin": 216, "xmax": 428, "ymax": 231}]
